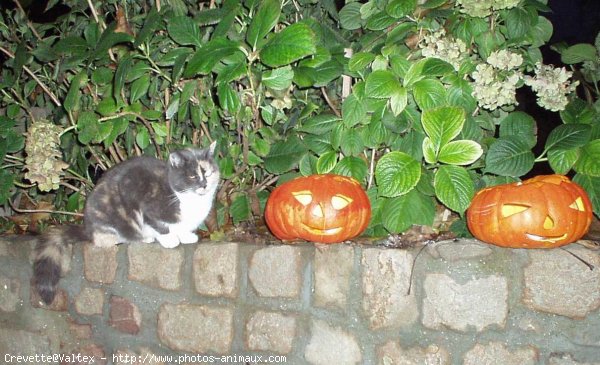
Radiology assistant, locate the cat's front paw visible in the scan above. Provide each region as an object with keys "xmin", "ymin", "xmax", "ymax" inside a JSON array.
[
  {"xmin": 178, "ymin": 232, "xmax": 198, "ymax": 244},
  {"xmin": 156, "ymin": 233, "xmax": 180, "ymax": 248}
]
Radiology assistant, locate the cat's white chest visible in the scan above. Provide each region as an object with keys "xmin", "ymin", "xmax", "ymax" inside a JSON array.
[{"xmin": 173, "ymin": 190, "xmax": 214, "ymax": 230}]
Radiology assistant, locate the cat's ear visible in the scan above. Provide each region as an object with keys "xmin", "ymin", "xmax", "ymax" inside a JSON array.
[
  {"xmin": 208, "ymin": 141, "xmax": 217, "ymax": 157},
  {"xmin": 169, "ymin": 151, "xmax": 184, "ymax": 168}
]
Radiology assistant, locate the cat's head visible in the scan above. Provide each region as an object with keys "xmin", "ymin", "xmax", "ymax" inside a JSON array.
[{"xmin": 167, "ymin": 141, "xmax": 220, "ymax": 195}]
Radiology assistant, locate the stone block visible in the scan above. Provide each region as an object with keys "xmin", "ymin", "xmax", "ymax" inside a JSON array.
[
  {"xmin": 304, "ymin": 320, "xmax": 362, "ymax": 365},
  {"xmin": 314, "ymin": 244, "xmax": 354, "ymax": 309},
  {"xmin": 128, "ymin": 244, "xmax": 183, "ymax": 290},
  {"xmin": 431, "ymin": 239, "xmax": 493, "ymax": 261},
  {"xmin": 0, "ymin": 328, "xmax": 52, "ymax": 356},
  {"xmin": 68, "ymin": 319, "xmax": 92, "ymax": 340},
  {"xmin": 193, "ymin": 242, "xmax": 238, "ymax": 297},
  {"xmin": 0, "ymin": 275, "xmax": 20, "ymax": 312},
  {"xmin": 74, "ymin": 287, "xmax": 104, "ymax": 316},
  {"xmin": 69, "ymin": 343, "xmax": 107, "ymax": 365},
  {"xmin": 523, "ymin": 248, "xmax": 600, "ymax": 318},
  {"xmin": 423, "ymin": 273, "xmax": 508, "ymax": 332},
  {"xmin": 158, "ymin": 303, "xmax": 233, "ymax": 354},
  {"xmin": 377, "ymin": 341, "xmax": 450, "ymax": 365},
  {"xmin": 84, "ymin": 243, "xmax": 118, "ymax": 284},
  {"xmin": 114, "ymin": 348, "xmax": 165, "ymax": 365},
  {"xmin": 463, "ymin": 342, "xmax": 538, "ymax": 365},
  {"xmin": 248, "ymin": 245, "xmax": 302, "ymax": 298},
  {"xmin": 361, "ymin": 248, "xmax": 418, "ymax": 329},
  {"xmin": 109, "ymin": 296, "xmax": 142, "ymax": 335},
  {"xmin": 549, "ymin": 353, "xmax": 600, "ymax": 365},
  {"xmin": 245, "ymin": 311, "xmax": 297, "ymax": 354}
]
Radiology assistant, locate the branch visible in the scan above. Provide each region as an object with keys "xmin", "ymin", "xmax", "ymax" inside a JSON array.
[{"xmin": 0, "ymin": 46, "xmax": 62, "ymax": 107}]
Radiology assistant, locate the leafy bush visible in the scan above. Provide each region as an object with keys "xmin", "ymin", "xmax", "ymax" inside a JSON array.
[{"xmin": 1, "ymin": 0, "xmax": 599, "ymax": 235}]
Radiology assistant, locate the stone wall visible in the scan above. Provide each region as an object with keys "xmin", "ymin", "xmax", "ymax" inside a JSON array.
[{"xmin": 0, "ymin": 235, "xmax": 599, "ymax": 365}]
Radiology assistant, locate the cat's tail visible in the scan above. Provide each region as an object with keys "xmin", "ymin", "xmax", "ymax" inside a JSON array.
[{"xmin": 32, "ymin": 225, "xmax": 88, "ymax": 304}]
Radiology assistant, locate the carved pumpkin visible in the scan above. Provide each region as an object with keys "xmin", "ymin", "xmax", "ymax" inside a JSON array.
[
  {"xmin": 265, "ymin": 174, "xmax": 371, "ymax": 243},
  {"xmin": 467, "ymin": 174, "xmax": 592, "ymax": 248}
]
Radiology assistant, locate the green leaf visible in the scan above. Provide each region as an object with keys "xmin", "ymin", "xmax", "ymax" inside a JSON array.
[
  {"xmin": 264, "ymin": 136, "xmax": 308, "ymax": 174},
  {"xmin": 348, "ymin": 52, "xmax": 375, "ymax": 72},
  {"xmin": 438, "ymin": 140, "xmax": 483, "ymax": 165},
  {"xmin": 342, "ymin": 94, "xmax": 367, "ymax": 128},
  {"xmin": 385, "ymin": 0, "xmax": 417, "ymax": 18},
  {"xmin": 134, "ymin": 7, "xmax": 161, "ymax": 47},
  {"xmin": 375, "ymin": 151, "xmax": 421, "ymax": 197},
  {"xmin": 421, "ymin": 58, "xmax": 455, "ymax": 77},
  {"xmin": 434, "ymin": 165, "xmax": 474, "ymax": 214},
  {"xmin": 366, "ymin": 11, "xmax": 395, "ymax": 31},
  {"xmin": 217, "ymin": 83, "xmax": 241, "ymax": 113},
  {"xmin": 548, "ymin": 148, "xmax": 579, "ymax": 175},
  {"xmin": 113, "ymin": 56, "xmax": 132, "ymax": 102},
  {"xmin": 333, "ymin": 156, "xmax": 368, "ymax": 183},
  {"xmin": 389, "ymin": 87, "xmax": 408, "ymax": 116},
  {"xmin": 316, "ymin": 151, "xmax": 337, "ymax": 174},
  {"xmin": 382, "ymin": 190, "xmax": 435, "ymax": 233},
  {"xmin": 561, "ymin": 43, "xmax": 598, "ymax": 64},
  {"xmin": 184, "ymin": 38, "xmax": 242, "ymax": 77},
  {"xmin": 528, "ymin": 16, "xmax": 553, "ymax": 47},
  {"xmin": 560, "ymin": 98, "xmax": 596, "ymax": 124},
  {"xmin": 573, "ymin": 174, "xmax": 600, "ymax": 216},
  {"xmin": 504, "ymin": 7, "xmax": 532, "ymax": 39},
  {"xmin": 167, "ymin": 16, "xmax": 202, "ymax": 47},
  {"xmin": 230, "ymin": 194, "xmax": 252, "ymax": 224},
  {"xmin": 246, "ymin": 0, "xmax": 281, "ymax": 50},
  {"xmin": 574, "ymin": 140, "xmax": 600, "ymax": 177},
  {"xmin": 422, "ymin": 137, "xmax": 437, "ymax": 164},
  {"xmin": 262, "ymin": 66, "xmax": 294, "ymax": 90},
  {"xmin": 0, "ymin": 170, "xmax": 15, "ymax": 205},
  {"xmin": 299, "ymin": 154, "xmax": 318, "ymax": 176},
  {"xmin": 485, "ymin": 138, "xmax": 535, "ymax": 176},
  {"xmin": 421, "ymin": 105, "xmax": 466, "ymax": 153},
  {"xmin": 499, "ymin": 112, "xmax": 537, "ymax": 149},
  {"xmin": 260, "ymin": 22, "xmax": 317, "ymax": 67},
  {"xmin": 64, "ymin": 71, "xmax": 88, "ymax": 112},
  {"xmin": 545, "ymin": 124, "xmax": 591, "ymax": 151},
  {"xmin": 136, "ymin": 127, "xmax": 150, "ymax": 149},
  {"xmin": 340, "ymin": 128, "xmax": 364, "ymax": 156},
  {"xmin": 339, "ymin": 2, "xmax": 363, "ymax": 30},
  {"xmin": 130, "ymin": 74, "xmax": 150, "ymax": 102},
  {"xmin": 413, "ymin": 79, "xmax": 447, "ymax": 110},
  {"xmin": 365, "ymin": 70, "xmax": 402, "ymax": 99},
  {"xmin": 298, "ymin": 114, "xmax": 340, "ymax": 134},
  {"xmin": 92, "ymin": 26, "xmax": 133, "ymax": 60}
]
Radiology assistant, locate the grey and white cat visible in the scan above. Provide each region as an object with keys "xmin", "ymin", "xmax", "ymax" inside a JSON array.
[{"xmin": 33, "ymin": 142, "xmax": 220, "ymax": 304}]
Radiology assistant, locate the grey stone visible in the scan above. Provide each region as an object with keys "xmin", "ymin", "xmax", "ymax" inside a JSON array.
[
  {"xmin": 0, "ymin": 275, "xmax": 21, "ymax": 312},
  {"xmin": 245, "ymin": 311, "xmax": 297, "ymax": 354},
  {"xmin": 314, "ymin": 244, "xmax": 354, "ymax": 309},
  {"xmin": 304, "ymin": 320, "xmax": 362, "ymax": 365},
  {"xmin": 422, "ymin": 273, "xmax": 508, "ymax": 332},
  {"xmin": 248, "ymin": 245, "xmax": 302, "ymax": 298},
  {"xmin": 432, "ymin": 239, "xmax": 493, "ymax": 261},
  {"xmin": 377, "ymin": 341, "xmax": 450, "ymax": 365},
  {"xmin": 193, "ymin": 242, "xmax": 238, "ymax": 298},
  {"xmin": 128, "ymin": 244, "xmax": 183, "ymax": 290},
  {"xmin": 463, "ymin": 342, "xmax": 538, "ymax": 365},
  {"xmin": 74, "ymin": 287, "xmax": 104, "ymax": 316},
  {"xmin": 157, "ymin": 303, "xmax": 233, "ymax": 354},
  {"xmin": 523, "ymin": 248, "xmax": 600, "ymax": 318},
  {"xmin": 84, "ymin": 243, "xmax": 118, "ymax": 284},
  {"xmin": 362, "ymin": 248, "xmax": 419, "ymax": 329}
]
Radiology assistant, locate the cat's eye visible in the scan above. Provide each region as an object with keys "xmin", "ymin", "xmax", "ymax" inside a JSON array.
[
  {"xmin": 205, "ymin": 170, "xmax": 212, "ymax": 177},
  {"xmin": 189, "ymin": 175, "xmax": 198, "ymax": 180}
]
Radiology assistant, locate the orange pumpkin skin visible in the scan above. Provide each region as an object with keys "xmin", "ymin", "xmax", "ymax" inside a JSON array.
[
  {"xmin": 265, "ymin": 174, "xmax": 371, "ymax": 243},
  {"xmin": 467, "ymin": 175, "xmax": 593, "ymax": 248}
]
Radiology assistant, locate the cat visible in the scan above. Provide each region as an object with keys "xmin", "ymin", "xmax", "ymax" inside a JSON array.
[{"xmin": 33, "ymin": 141, "xmax": 220, "ymax": 304}]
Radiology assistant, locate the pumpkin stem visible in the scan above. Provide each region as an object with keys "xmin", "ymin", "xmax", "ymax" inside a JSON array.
[{"xmin": 560, "ymin": 248, "xmax": 595, "ymax": 271}]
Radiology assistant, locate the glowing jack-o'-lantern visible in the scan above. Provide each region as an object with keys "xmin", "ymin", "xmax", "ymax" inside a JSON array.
[
  {"xmin": 466, "ymin": 174, "xmax": 593, "ymax": 248},
  {"xmin": 265, "ymin": 174, "xmax": 371, "ymax": 243}
]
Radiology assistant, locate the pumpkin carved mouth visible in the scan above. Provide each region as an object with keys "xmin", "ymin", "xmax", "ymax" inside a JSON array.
[{"xmin": 300, "ymin": 225, "xmax": 343, "ymax": 236}]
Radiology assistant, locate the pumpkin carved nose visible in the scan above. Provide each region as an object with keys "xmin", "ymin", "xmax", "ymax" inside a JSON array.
[{"xmin": 311, "ymin": 204, "xmax": 324, "ymax": 217}]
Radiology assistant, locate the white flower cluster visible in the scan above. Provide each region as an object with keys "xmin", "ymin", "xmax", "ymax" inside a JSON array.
[
  {"xmin": 524, "ymin": 63, "xmax": 579, "ymax": 111},
  {"xmin": 471, "ymin": 50, "xmax": 523, "ymax": 110},
  {"xmin": 24, "ymin": 121, "xmax": 69, "ymax": 192},
  {"xmin": 419, "ymin": 29, "xmax": 468, "ymax": 70},
  {"xmin": 456, "ymin": 0, "xmax": 521, "ymax": 18}
]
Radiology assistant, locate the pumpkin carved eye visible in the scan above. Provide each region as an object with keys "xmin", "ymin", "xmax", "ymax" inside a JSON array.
[
  {"xmin": 501, "ymin": 204, "xmax": 529, "ymax": 217},
  {"xmin": 292, "ymin": 191, "xmax": 313, "ymax": 206},
  {"xmin": 331, "ymin": 195, "xmax": 353, "ymax": 210},
  {"xmin": 569, "ymin": 197, "xmax": 586, "ymax": 211}
]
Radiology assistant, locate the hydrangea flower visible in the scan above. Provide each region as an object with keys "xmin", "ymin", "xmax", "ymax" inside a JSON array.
[
  {"xmin": 470, "ymin": 50, "xmax": 523, "ymax": 110},
  {"xmin": 419, "ymin": 29, "xmax": 468, "ymax": 70},
  {"xmin": 524, "ymin": 63, "xmax": 579, "ymax": 111},
  {"xmin": 456, "ymin": 0, "xmax": 521, "ymax": 18},
  {"xmin": 24, "ymin": 121, "xmax": 69, "ymax": 192}
]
